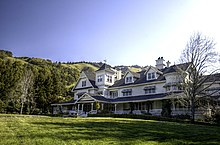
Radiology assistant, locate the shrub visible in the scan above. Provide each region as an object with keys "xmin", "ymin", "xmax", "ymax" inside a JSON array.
[
  {"xmin": 212, "ymin": 109, "xmax": 220, "ymax": 124},
  {"xmin": 172, "ymin": 114, "xmax": 191, "ymax": 120}
]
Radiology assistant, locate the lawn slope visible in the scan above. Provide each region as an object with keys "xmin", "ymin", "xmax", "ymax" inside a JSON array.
[{"xmin": 0, "ymin": 115, "xmax": 220, "ymax": 145}]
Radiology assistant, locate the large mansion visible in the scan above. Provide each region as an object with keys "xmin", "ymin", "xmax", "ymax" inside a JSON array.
[{"xmin": 52, "ymin": 57, "xmax": 220, "ymax": 119}]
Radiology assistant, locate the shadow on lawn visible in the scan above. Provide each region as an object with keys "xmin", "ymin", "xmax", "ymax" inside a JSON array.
[{"xmin": 31, "ymin": 119, "xmax": 220, "ymax": 144}]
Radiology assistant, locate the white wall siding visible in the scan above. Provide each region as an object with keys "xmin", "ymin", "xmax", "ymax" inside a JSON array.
[
  {"xmin": 96, "ymin": 71, "xmax": 115, "ymax": 87},
  {"xmin": 75, "ymin": 78, "xmax": 93, "ymax": 89},
  {"xmin": 165, "ymin": 73, "xmax": 181, "ymax": 83},
  {"xmin": 117, "ymin": 82, "xmax": 166, "ymax": 97}
]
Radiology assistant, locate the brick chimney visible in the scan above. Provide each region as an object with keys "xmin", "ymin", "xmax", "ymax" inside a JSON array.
[{"xmin": 155, "ymin": 57, "xmax": 165, "ymax": 69}]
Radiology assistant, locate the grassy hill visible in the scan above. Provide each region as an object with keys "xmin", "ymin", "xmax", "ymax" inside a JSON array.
[
  {"xmin": 62, "ymin": 62, "xmax": 99, "ymax": 72},
  {"xmin": 1, "ymin": 49, "xmax": 145, "ymax": 89}
]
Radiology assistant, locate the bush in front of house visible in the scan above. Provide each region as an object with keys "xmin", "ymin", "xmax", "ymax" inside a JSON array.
[{"xmin": 172, "ymin": 114, "xmax": 191, "ymax": 120}]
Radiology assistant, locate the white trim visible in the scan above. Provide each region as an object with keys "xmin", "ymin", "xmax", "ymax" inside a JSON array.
[{"xmin": 75, "ymin": 93, "xmax": 97, "ymax": 104}]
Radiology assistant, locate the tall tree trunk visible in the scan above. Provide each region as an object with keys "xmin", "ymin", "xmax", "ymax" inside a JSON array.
[
  {"xmin": 191, "ymin": 95, "xmax": 195, "ymax": 123},
  {"xmin": 20, "ymin": 97, "xmax": 24, "ymax": 114}
]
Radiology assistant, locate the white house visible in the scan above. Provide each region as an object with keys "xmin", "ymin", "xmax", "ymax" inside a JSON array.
[{"xmin": 52, "ymin": 57, "xmax": 220, "ymax": 118}]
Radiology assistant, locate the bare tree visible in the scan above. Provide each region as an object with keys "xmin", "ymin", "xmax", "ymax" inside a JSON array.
[
  {"xmin": 178, "ymin": 32, "xmax": 220, "ymax": 122},
  {"xmin": 19, "ymin": 65, "xmax": 35, "ymax": 114}
]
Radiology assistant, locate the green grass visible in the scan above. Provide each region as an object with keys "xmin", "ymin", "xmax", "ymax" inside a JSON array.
[
  {"xmin": 129, "ymin": 67, "xmax": 142, "ymax": 72},
  {"xmin": 62, "ymin": 63, "xmax": 99, "ymax": 71},
  {"xmin": 0, "ymin": 115, "xmax": 220, "ymax": 145}
]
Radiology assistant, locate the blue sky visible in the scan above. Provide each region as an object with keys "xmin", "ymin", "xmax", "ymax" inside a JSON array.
[{"xmin": 0, "ymin": 0, "xmax": 220, "ymax": 66}]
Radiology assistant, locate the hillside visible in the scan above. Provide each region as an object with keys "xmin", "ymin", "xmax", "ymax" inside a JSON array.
[
  {"xmin": 0, "ymin": 49, "xmax": 145, "ymax": 115},
  {"xmin": 0, "ymin": 50, "xmax": 104, "ymax": 114}
]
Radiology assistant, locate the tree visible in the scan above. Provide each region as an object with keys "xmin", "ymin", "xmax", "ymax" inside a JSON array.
[
  {"xmin": 161, "ymin": 100, "xmax": 172, "ymax": 117},
  {"xmin": 18, "ymin": 64, "xmax": 35, "ymax": 114},
  {"xmin": 0, "ymin": 59, "xmax": 23, "ymax": 113},
  {"xmin": 178, "ymin": 32, "xmax": 219, "ymax": 122}
]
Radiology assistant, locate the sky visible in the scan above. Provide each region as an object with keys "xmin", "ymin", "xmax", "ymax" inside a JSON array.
[{"xmin": 0, "ymin": 0, "xmax": 220, "ymax": 66}]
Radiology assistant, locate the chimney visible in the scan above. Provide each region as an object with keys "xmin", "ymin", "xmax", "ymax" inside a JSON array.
[
  {"xmin": 166, "ymin": 61, "xmax": 171, "ymax": 67},
  {"xmin": 155, "ymin": 57, "xmax": 165, "ymax": 69},
  {"xmin": 116, "ymin": 69, "xmax": 122, "ymax": 80}
]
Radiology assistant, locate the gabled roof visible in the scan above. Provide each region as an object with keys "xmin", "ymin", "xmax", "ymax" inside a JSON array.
[
  {"xmin": 203, "ymin": 73, "xmax": 220, "ymax": 83},
  {"xmin": 110, "ymin": 63, "xmax": 191, "ymax": 88},
  {"xmin": 96, "ymin": 63, "xmax": 115, "ymax": 73},
  {"xmin": 83, "ymin": 69, "xmax": 98, "ymax": 88},
  {"xmin": 124, "ymin": 69, "xmax": 140, "ymax": 79},
  {"xmin": 144, "ymin": 66, "xmax": 163, "ymax": 75},
  {"xmin": 72, "ymin": 67, "xmax": 98, "ymax": 91},
  {"xmin": 110, "ymin": 70, "xmax": 165, "ymax": 88},
  {"xmin": 74, "ymin": 93, "xmax": 111, "ymax": 103},
  {"xmin": 162, "ymin": 62, "xmax": 191, "ymax": 74}
]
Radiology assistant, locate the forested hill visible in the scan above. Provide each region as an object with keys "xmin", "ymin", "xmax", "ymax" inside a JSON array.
[
  {"xmin": 0, "ymin": 49, "xmax": 143, "ymax": 114},
  {"xmin": 0, "ymin": 50, "xmax": 99, "ymax": 114}
]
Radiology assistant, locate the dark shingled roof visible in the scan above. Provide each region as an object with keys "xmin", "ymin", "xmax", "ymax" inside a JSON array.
[
  {"xmin": 110, "ymin": 70, "xmax": 165, "ymax": 88},
  {"xmin": 89, "ymin": 93, "xmax": 168, "ymax": 103},
  {"xmin": 162, "ymin": 63, "xmax": 191, "ymax": 74},
  {"xmin": 110, "ymin": 63, "xmax": 191, "ymax": 88},
  {"xmin": 81, "ymin": 67, "xmax": 98, "ymax": 88},
  {"xmin": 52, "ymin": 92, "xmax": 181, "ymax": 105},
  {"xmin": 96, "ymin": 63, "xmax": 115, "ymax": 73},
  {"xmin": 204, "ymin": 73, "xmax": 220, "ymax": 83},
  {"xmin": 111, "ymin": 93, "xmax": 167, "ymax": 103},
  {"xmin": 92, "ymin": 96, "xmax": 112, "ymax": 102}
]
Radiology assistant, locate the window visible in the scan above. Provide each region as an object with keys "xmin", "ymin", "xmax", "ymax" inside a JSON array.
[
  {"xmin": 82, "ymin": 80, "xmax": 86, "ymax": 87},
  {"xmin": 126, "ymin": 76, "xmax": 132, "ymax": 83},
  {"xmin": 122, "ymin": 89, "xmax": 132, "ymax": 96},
  {"xmin": 110, "ymin": 91, "xmax": 118, "ymax": 98},
  {"xmin": 97, "ymin": 91, "xmax": 103, "ymax": 95},
  {"xmin": 166, "ymin": 86, "xmax": 171, "ymax": 91},
  {"xmin": 106, "ymin": 75, "xmax": 112, "ymax": 83},
  {"xmin": 123, "ymin": 91, "xmax": 132, "ymax": 96},
  {"xmin": 172, "ymin": 86, "xmax": 178, "ymax": 90},
  {"xmin": 144, "ymin": 86, "xmax": 156, "ymax": 94},
  {"xmin": 147, "ymin": 72, "xmax": 156, "ymax": 80},
  {"xmin": 97, "ymin": 75, "xmax": 103, "ymax": 82}
]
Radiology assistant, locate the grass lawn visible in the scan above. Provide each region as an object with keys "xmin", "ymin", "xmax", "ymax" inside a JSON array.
[{"xmin": 0, "ymin": 114, "xmax": 220, "ymax": 145}]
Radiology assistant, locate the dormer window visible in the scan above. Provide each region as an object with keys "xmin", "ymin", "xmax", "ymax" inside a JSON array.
[
  {"xmin": 106, "ymin": 74, "xmax": 112, "ymax": 83},
  {"xmin": 126, "ymin": 76, "xmax": 132, "ymax": 83},
  {"xmin": 82, "ymin": 80, "xmax": 86, "ymax": 87},
  {"xmin": 97, "ymin": 75, "xmax": 103, "ymax": 82},
  {"xmin": 147, "ymin": 72, "xmax": 156, "ymax": 80}
]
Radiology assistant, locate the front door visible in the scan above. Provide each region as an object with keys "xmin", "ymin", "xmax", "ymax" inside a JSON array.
[{"xmin": 84, "ymin": 103, "xmax": 91, "ymax": 112}]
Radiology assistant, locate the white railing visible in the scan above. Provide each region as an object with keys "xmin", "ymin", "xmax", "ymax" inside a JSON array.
[
  {"xmin": 88, "ymin": 110, "xmax": 97, "ymax": 114},
  {"xmin": 149, "ymin": 109, "xmax": 162, "ymax": 116}
]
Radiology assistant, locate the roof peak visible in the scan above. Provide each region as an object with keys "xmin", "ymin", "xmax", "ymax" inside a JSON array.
[{"xmin": 96, "ymin": 63, "xmax": 112, "ymax": 72}]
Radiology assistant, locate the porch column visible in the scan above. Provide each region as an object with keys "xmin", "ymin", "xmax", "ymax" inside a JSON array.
[
  {"xmin": 101, "ymin": 103, "xmax": 104, "ymax": 110},
  {"xmin": 91, "ymin": 103, "xmax": 94, "ymax": 111},
  {"xmin": 82, "ymin": 104, "xmax": 84, "ymax": 112},
  {"xmin": 172, "ymin": 102, "xmax": 176, "ymax": 111},
  {"xmin": 141, "ymin": 102, "xmax": 142, "ymax": 110},
  {"xmin": 114, "ymin": 104, "xmax": 117, "ymax": 114},
  {"xmin": 78, "ymin": 104, "xmax": 80, "ymax": 111}
]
